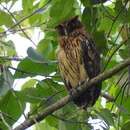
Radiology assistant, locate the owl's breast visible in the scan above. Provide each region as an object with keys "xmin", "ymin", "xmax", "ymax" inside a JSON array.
[{"xmin": 57, "ymin": 37, "xmax": 88, "ymax": 89}]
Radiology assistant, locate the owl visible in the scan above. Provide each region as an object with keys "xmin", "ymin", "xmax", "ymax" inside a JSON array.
[{"xmin": 56, "ymin": 16, "xmax": 101, "ymax": 108}]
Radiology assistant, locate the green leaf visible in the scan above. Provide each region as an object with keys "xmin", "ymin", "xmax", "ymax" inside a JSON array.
[
  {"xmin": 29, "ymin": 13, "xmax": 42, "ymax": 25},
  {"xmin": 128, "ymin": 7, "xmax": 130, "ymax": 24},
  {"xmin": 93, "ymin": 31, "xmax": 107, "ymax": 54},
  {"xmin": 52, "ymin": 72, "xmax": 62, "ymax": 82},
  {"xmin": 37, "ymin": 78, "xmax": 64, "ymax": 97},
  {"xmin": 0, "ymin": 0, "xmax": 17, "ymax": 3},
  {"xmin": 39, "ymin": 0, "xmax": 49, "ymax": 8},
  {"xmin": 6, "ymin": 40, "xmax": 16, "ymax": 56},
  {"xmin": 121, "ymin": 120, "xmax": 130, "ymax": 130},
  {"xmin": 97, "ymin": 109, "xmax": 115, "ymax": 127},
  {"xmin": 0, "ymin": 90, "xmax": 25, "ymax": 129},
  {"xmin": 0, "ymin": 122, "xmax": 7, "ymax": 130},
  {"xmin": 104, "ymin": 58, "xmax": 118, "ymax": 70},
  {"xmin": 34, "ymin": 120, "xmax": 57, "ymax": 130},
  {"xmin": 0, "ymin": 11, "xmax": 14, "ymax": 27},
  {"xmin": 80, "ymin": 0, "xmax": 107, "ymax": 6},
  {"xmin": 58, "ymin": 120, "xmax": 66, "ymax": 130},
  {"xmin": 22, "ymin": 0, "xmax": 33, "ymax": 13},
  {"xmin": 37, "ymin": 39, "xmax": 56, "ymax": 60},
  {"xmin": 115, "ymin": 96, "xmax": 130, "ymax": 122},
  {"xmin": 82, "ymin": 7, "xmax": 98, "ymax": 33},
  {"xmin": 0, "ymin": 68, "xmax": 14, "ymax": 96},
  {"xmin": 119, "ymin": 47, "xmax": 129, "ymax": 59},
  {"xmin": 16, "ymin": 80, "xmax": 47, "ymax": 104},
  {"xmin": 49, "ymin": 0, "xmax": 75, "ymax": 27},
  {"xmin": 19, "ymin": 85, "xmax": 45, "ymax": 103},
  {"xmin": 27, "ymin": 47, "xmax": 45, "ymax": 63},
  {"xmin": 114, "ymin": 1, "xmax": 128, "ymax": 23},
  {"xmin": 14, "ymin": 57, "xmax": 57, "ymax": 78},
  {"xmin": 46, "ymin": 116, "xmax": 58, "ymax": 128},
  {"xmin": 19, "ymin": 78, "xmax": 63, "ymax": 104},
  {"xmin": 80, "ymin": 0, "xmax": 91, "ymax": 7},
  {"xmin": 99, "ymin": 16, "xmax": 119, "ymax": 34},
  {"xmin": 0, "ymin": 27, "xmax": 4, "ymax": 33},
  {"xmin": 21, "ymin": 79, "xmax": 37, "ymax": 89},
  {"xmin": 0, "ymin": 40, "xmax": 16, "ymax": 57}
]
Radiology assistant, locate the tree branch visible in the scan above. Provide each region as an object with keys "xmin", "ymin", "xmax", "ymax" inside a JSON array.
[
  {"xmin": 13, "ymin": 58, "xmax": 130, "ymax": 130},
  {"xmin": 0, "ymin": 56, "xmax": 23, "ymax": 61},
  {"xmin": 101, "ymin": 93, "xmax": 115, "ymax": 102}
]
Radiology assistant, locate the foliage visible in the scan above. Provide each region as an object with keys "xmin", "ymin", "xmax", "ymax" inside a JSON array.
[{"xmin": 0, "ymin": 0, "xmax": 130, "ymax": 130}]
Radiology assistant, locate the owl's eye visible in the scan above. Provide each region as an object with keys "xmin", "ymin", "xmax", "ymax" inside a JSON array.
[{"xmin": 56, "ymin": 25, "xmax": 66, "ymax": 36}]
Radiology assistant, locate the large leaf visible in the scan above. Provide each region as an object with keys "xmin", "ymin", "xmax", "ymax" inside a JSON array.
[
  {"xmin": 27, "ymin": 47, "xmax": 45, "ymax": 63},
  {"xmin": 93, "ymin": 31, "xmax": 108, "ymax": 54},
  {"xmin": 49, "ymin": 0, "xmax": 75, "ymax": 27},
  {"xmin": 0, "ymin": 90, "xmax": 25, "ymax": 129},
  {"xmin": 0, "ymin": 67, "xmax": 14, "ymax": 96},
  {"xmin": 18, "ymin": 78, "xmax": 64, "ymax": 104},
  {"xmin": 121, "ymin": 120, "xmax": 130, "ymax": 130},
  {"xmin": 37, "ymin": 39, "xmax": 56, "ymax": 60},
  {"xmin": 82, "ymin": 7, "xmax": 98, "ymax": 33},
  {"xmin": 14, "ymin": 57, "xmax": 57, "ymax": 78},
  {"xmin": 0, "ymin": 11, "xmax": 14, "ymax": 27}
]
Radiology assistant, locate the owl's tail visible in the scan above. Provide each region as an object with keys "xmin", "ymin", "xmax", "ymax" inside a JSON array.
[{"xmin": 73, "ymin": 83, "xmax": 101, "ymax": 109}]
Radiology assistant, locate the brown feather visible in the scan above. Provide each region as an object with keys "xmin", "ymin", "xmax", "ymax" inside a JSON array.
[{"xmin": 56, "ymin": 16, "xmax": 101, "ymax": 108}]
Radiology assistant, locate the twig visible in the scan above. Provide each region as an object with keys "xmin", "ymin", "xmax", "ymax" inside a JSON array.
[
  {"xmin": 103, "ymin": 38, "xmax": 129, "ymax": 71},
  {"xmin": 107, "ymin": 0, "xmax": 129, "ymax": 37},
  {"xmin": 13, "ymin": 58, "xmax": 130, "ymax": 130},
  {"xmin": 111, "ymin": 78, "xmax": 128, "ymax": 111},
  {"xmin": 0, "ymin": 4, "xmax": 36, "ymax": 46},
  {"xmin": 105, "ymin": 24, "xmax": 125, "ymax": 63},
  {"xmin": 101, "ymin": 93, "xmax": 115, "ymax": 102},
  {"xmin": 0, "ymin": 56, "xmax": 23, "ymax": 61},
  {"xmin": 0, "ymin": 0, "xmax": 52, "ymax": 37}
]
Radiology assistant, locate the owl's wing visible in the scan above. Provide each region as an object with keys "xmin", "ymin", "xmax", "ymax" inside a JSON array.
[
  {"xmin": 79, "ymin": 36, "xmax": 101, "ymax": 107},
  {"xmin": 81, "ymin": 37, "xmax": 100, "ymax": 78}
]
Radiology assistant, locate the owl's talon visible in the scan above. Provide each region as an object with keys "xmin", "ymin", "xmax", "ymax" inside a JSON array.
[
  {"xmin": 78, "ymin": 81, "xmax": 84, "ymax": 86},
  {"xmin": 78, "ymin": 82, "xmax": 82, "ymax": 86},
  {"xmin": 69, "ymin": 88, "xmax": 80, "ymax": 99}
]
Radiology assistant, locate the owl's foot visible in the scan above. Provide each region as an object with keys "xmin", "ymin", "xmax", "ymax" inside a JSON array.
[
  {"xmin": 69, "ymin": 82, "xmax": 85, "ymax": 99},
  {"xmin": 69, "ymin": 87, "xmax": 80, "ymax": 100},
  {"xmin": 78, "ymin": 81, "xmax": 84, "ymax": 86}
]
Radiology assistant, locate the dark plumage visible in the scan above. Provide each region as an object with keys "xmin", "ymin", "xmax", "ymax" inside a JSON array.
[{"xmin": 56, "ymin": 16, "xmax": 101, "ymax": 108}]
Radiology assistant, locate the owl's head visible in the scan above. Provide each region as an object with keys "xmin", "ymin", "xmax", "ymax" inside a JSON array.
[{"xmin": 55, "ymin": 16, "xmax": 83, "ymax": 36}]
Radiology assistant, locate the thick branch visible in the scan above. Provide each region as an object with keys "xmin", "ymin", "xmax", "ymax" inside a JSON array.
[{"xmin": 13, "ymin": 58, "xmax": 130, "ymax": 130}]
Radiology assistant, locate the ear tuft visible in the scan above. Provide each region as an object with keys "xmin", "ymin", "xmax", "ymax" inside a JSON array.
[{"xmin": 70, "ymin": 16, "xmax": 79, "ymax": 22}]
